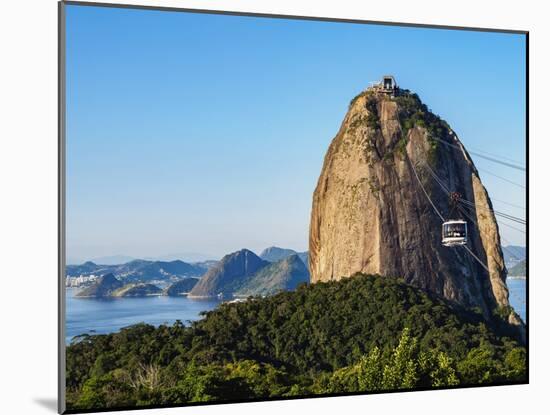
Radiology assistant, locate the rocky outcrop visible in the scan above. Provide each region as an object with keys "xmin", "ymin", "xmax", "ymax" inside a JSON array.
[
  {"xmin": 189, "ymin": 249, "xmax": 269, "ymax": 298},
  {"xmin": 309, "ymin": 87, "xmax": 518, "ymax": 323}
]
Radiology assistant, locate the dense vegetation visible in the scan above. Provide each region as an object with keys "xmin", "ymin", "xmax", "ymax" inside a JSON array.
[
  {"xmin": 66, "ymin": 274, "xmax": 526, "ymax": 410},
  {"xmin": 348, "ymin": 88, "xmax": 452, "ymax": 163},
  {"xmin": 394, "ymin": 89, "xmax": 451, "ymax": 142}
]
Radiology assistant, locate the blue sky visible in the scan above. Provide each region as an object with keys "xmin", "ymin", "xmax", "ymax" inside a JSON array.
[{"xmin": 65, "ymin": 5, "xmax": 526, "ymax": 263}]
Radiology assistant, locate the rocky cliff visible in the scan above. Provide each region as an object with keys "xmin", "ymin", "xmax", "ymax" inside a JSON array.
[{"xmin": 309, "ymin": 86, "xmax": 518, "ymax": 323}]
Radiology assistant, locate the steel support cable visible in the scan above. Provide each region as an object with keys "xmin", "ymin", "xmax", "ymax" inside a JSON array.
[
  {"xmin": 464, "ymin": 242, "xmax": 524, "ymax": 306},
  {"xmin": 422, "ymin": 162, "xmax": 526, "ymax": 225},
  {"xmin": 457, "ymin": 207, "xmax": 526, "ymax": 308},
  {"xmin": 410, "ymin": 159, "xmax": 497, "ymax": 277},
  {"xmin": 458, "ymin": 198, "xmax": 526, "ymax": 225},
  {"xmin": 462, "ymin": 245, "xmax": 491, "ymax": 272},
  {"xmin": 476, "ymin": 167, "xmax": 526, "ymax": 189},
  {"xmin": 459, "ymin": 200, "xmax": 526, "ymax": 225},
  {"xmin": 490, "ymin": 198, "xmax": 526, "ymax": 211},
  {"xmin": 457, "ymin": 204, "xmax": 523, "ymax": 262},
  {"xmin": 409, "ymin": 160, "xmax": 445, "ymax": 221},
  {"xmin": 424, "ymin": 163, "xmax": 451, "ymax": 194},
  {"xmin": 495, "ymin": 220, "xmax": 526, "ymax": 235},
  {"xmin": 412, "ymin": 159, "xmax": 522, "ymax": 291},
  {"xmin": 467, "ymin": 209, "xmax": 528, "ymax": 307},
  {"xmin": 459, "ymin": 202, "xmax": 526, "ymax": 234},
  {"xmin": 430, "ymin": 136, "xmax": 526, "ymax": 171},
  {"xmin": 465, "ymin": 146, "xmax": 525, "ymax": 166}
]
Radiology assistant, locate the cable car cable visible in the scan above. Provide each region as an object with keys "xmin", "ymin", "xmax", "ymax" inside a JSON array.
[
  {"xmin": 429, "ymin": 136, "xmax": 526, "ymax": 171},
  {"xmin": 421, "ymin": 162, "xmax": 526, "ymax": 224},
  {"xmin": 407, "ymin": 141, "xmax": 525, "ymax": 290},
  {"xmin": 459, "ymin": 202, "xmax": 526, "ymax": 234},
  {"xmin": 424, "ymin": 165, "xmax": 525, "ymax": 266},
  {"xmin": 476, "ymin": 167, "xmax": 526, "ymax": 189},
  {"xmin": 458, "ymin": 199, "xmax": 526, "ymax": 224},
  {"xmin": 463, "ymin": 145, "xmax": 525, "ymax": 166},
  {"xmin": 409, "ymin": 160, "xmax": 445, "ymax": 221},
  {"xmin": 458, "ymin": 206, "xmax": 527, "ymax": 308},
  {"xmin": 409, "ymin": 158, "xmax": 498, "ymax": 275},
  {"xmin": 423, "ymin": 163, "xmax": 451, "ymax": 193},
  {"xmin": 491, "ymin": 198, "xmax": 526, "ymax": 211},
  {"xmin": 458, "ymin": 199, "xmax": 526, "ymax": 225},
  {"xmin": 496, "ymin": 220, "xmax": 526, "ymax": 235},
  {"xmin": 462, "ymin": 245, "xmax": 491, "ymax": 273},
  {"xmin": 457, "ymin": 205, "xmax": 523, "ymax": 262}
]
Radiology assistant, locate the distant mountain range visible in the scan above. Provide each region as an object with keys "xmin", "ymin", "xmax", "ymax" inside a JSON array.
[
  {"xmin": 259, "ymin": 246, "xmax": 308, "ymax": 267},
  {"xmin": 503, "ymin": 245, "xmax": 526, "ymax": 268},
  {"xmin": 69, "ymin": 243, "xmax": 521, "ymax": 299},
  {"xmin": 66, "ymin": 259, "xmax": 206, "ymax": 282},
  {"xmin": 75, "ymin": 274, "xmax": 164, "ymax": 298},
  {"xmin": 68, "ymin": 252, "xmax": 216, "ymax": 266},
  {"xmin": 70, "ymin": 246, "xmax": 312, "ymax": 298},
  {"xmin": 86, "ymin": 255, "xmax": 136, "ymax": 265}
]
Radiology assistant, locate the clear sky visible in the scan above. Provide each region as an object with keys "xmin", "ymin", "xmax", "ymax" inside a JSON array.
[{"xmin": 65, "ymin": 4, "xmax": 526, "ymax": 264}]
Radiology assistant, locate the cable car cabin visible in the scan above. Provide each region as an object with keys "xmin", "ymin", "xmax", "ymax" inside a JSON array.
[{"xmin": 441, "ymin": 220, "xmax": 468, "ymax": 247}]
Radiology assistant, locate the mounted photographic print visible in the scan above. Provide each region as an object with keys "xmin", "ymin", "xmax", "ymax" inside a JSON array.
[{"xmin": 58, "ymin": 1, "xmax": 528, "ymax": 413}]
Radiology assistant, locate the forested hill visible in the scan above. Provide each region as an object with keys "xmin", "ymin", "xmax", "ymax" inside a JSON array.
[
  {"xmin": 508, "ymin": 260, "xmax": 526, "ymax": 277},
  {"xmin": 66, "ymin": 274, "xmax": 526, "ymax": 410}
]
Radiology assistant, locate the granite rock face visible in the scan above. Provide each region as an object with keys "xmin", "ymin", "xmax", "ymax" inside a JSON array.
[{"xmin": 309, "ymin": 87, "xmax": 516, "ymax": 322}]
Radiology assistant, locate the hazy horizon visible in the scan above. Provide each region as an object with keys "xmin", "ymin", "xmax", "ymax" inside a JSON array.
[
  {"xmin": 67, "ymin": 246, "xmax": 309, "ymax": 265},
  {"xmin": 66, "ymin": 5, "xmax": 526, "ymax": 263}
]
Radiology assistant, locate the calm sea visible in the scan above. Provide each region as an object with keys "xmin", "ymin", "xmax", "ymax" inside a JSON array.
[
  {"xmin": 65, "ymin": 278, "xmax": 526, "ymax": 343},
  {"xmin": 65, "ymin": 288, "xmax": 221, "ymax": 343},
  {"xmin": 507, "ymin": 277, "xmax": 526, "ymax": 322}
]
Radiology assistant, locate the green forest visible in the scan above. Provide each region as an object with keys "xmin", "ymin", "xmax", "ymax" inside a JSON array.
[{"xmin": 66, "ymin": 274, "xmax": 526, "ymax": 411}]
